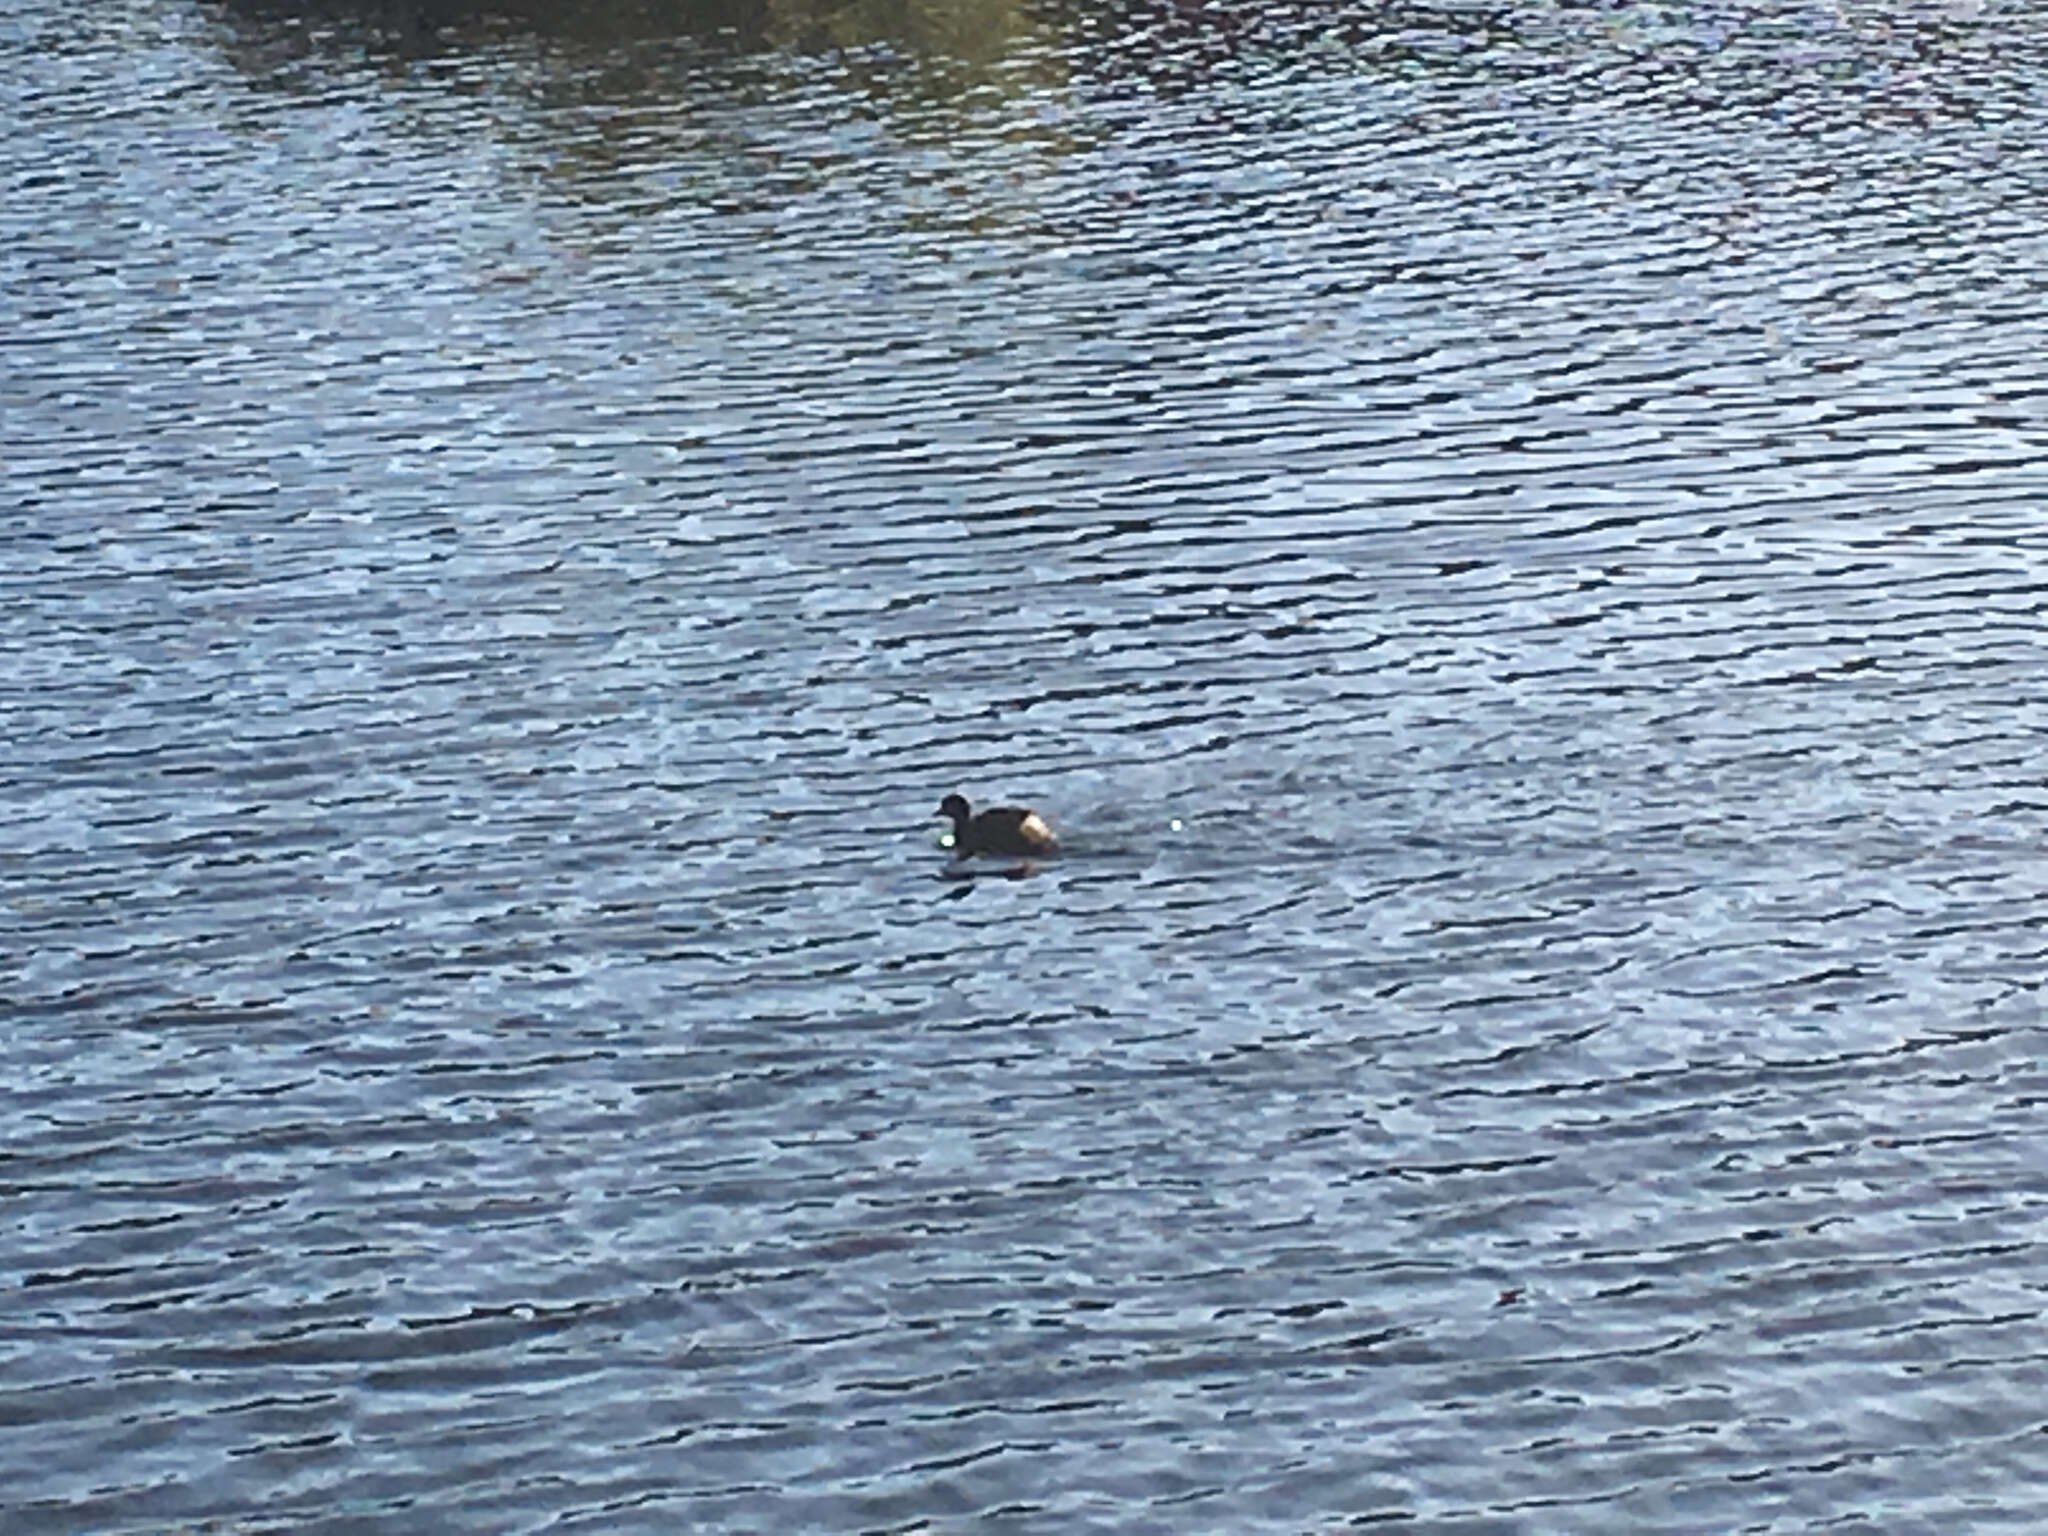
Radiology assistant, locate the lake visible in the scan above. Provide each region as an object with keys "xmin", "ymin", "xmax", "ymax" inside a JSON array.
[{"xmin": 5, "ymin": 0, "xmax": 2048, "ymax": 1528}]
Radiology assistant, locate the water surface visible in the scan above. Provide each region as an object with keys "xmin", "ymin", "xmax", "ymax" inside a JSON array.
[{"xmin": 6, "ymin": 0, "xmax": 2048, "ymax": 1528}]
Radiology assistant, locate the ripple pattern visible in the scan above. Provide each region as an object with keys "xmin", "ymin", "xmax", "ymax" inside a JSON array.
[{"xmin": 6, "ymin": 0, "xmax": 2048, "ymax": 1530}]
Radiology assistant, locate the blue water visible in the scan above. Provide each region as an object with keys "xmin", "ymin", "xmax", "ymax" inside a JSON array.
[{"xmin": 6, "ymin": 0, "xmax": 2048, "ymax": 1528}]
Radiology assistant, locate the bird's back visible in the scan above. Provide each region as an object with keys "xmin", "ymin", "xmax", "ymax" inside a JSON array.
[{"xmin": 971, "ymin": 806, "xmax": 1058, "ymax": 857}]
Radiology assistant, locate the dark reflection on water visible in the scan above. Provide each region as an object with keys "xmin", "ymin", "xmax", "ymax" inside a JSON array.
[{"xmin": 7, "ymin": 0, "xmax": 2048, "ymax": 1529}]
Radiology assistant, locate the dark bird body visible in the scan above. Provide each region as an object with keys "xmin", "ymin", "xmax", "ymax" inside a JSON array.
[{"xmin": 936, "ymin": 793, "xmax": 1058, "ymax": 858}]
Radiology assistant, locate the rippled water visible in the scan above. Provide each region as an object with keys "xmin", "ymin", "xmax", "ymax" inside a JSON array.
[{"xmin": 7, "ymin": 0, "xmax": 2048, "ymax": 1528}]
